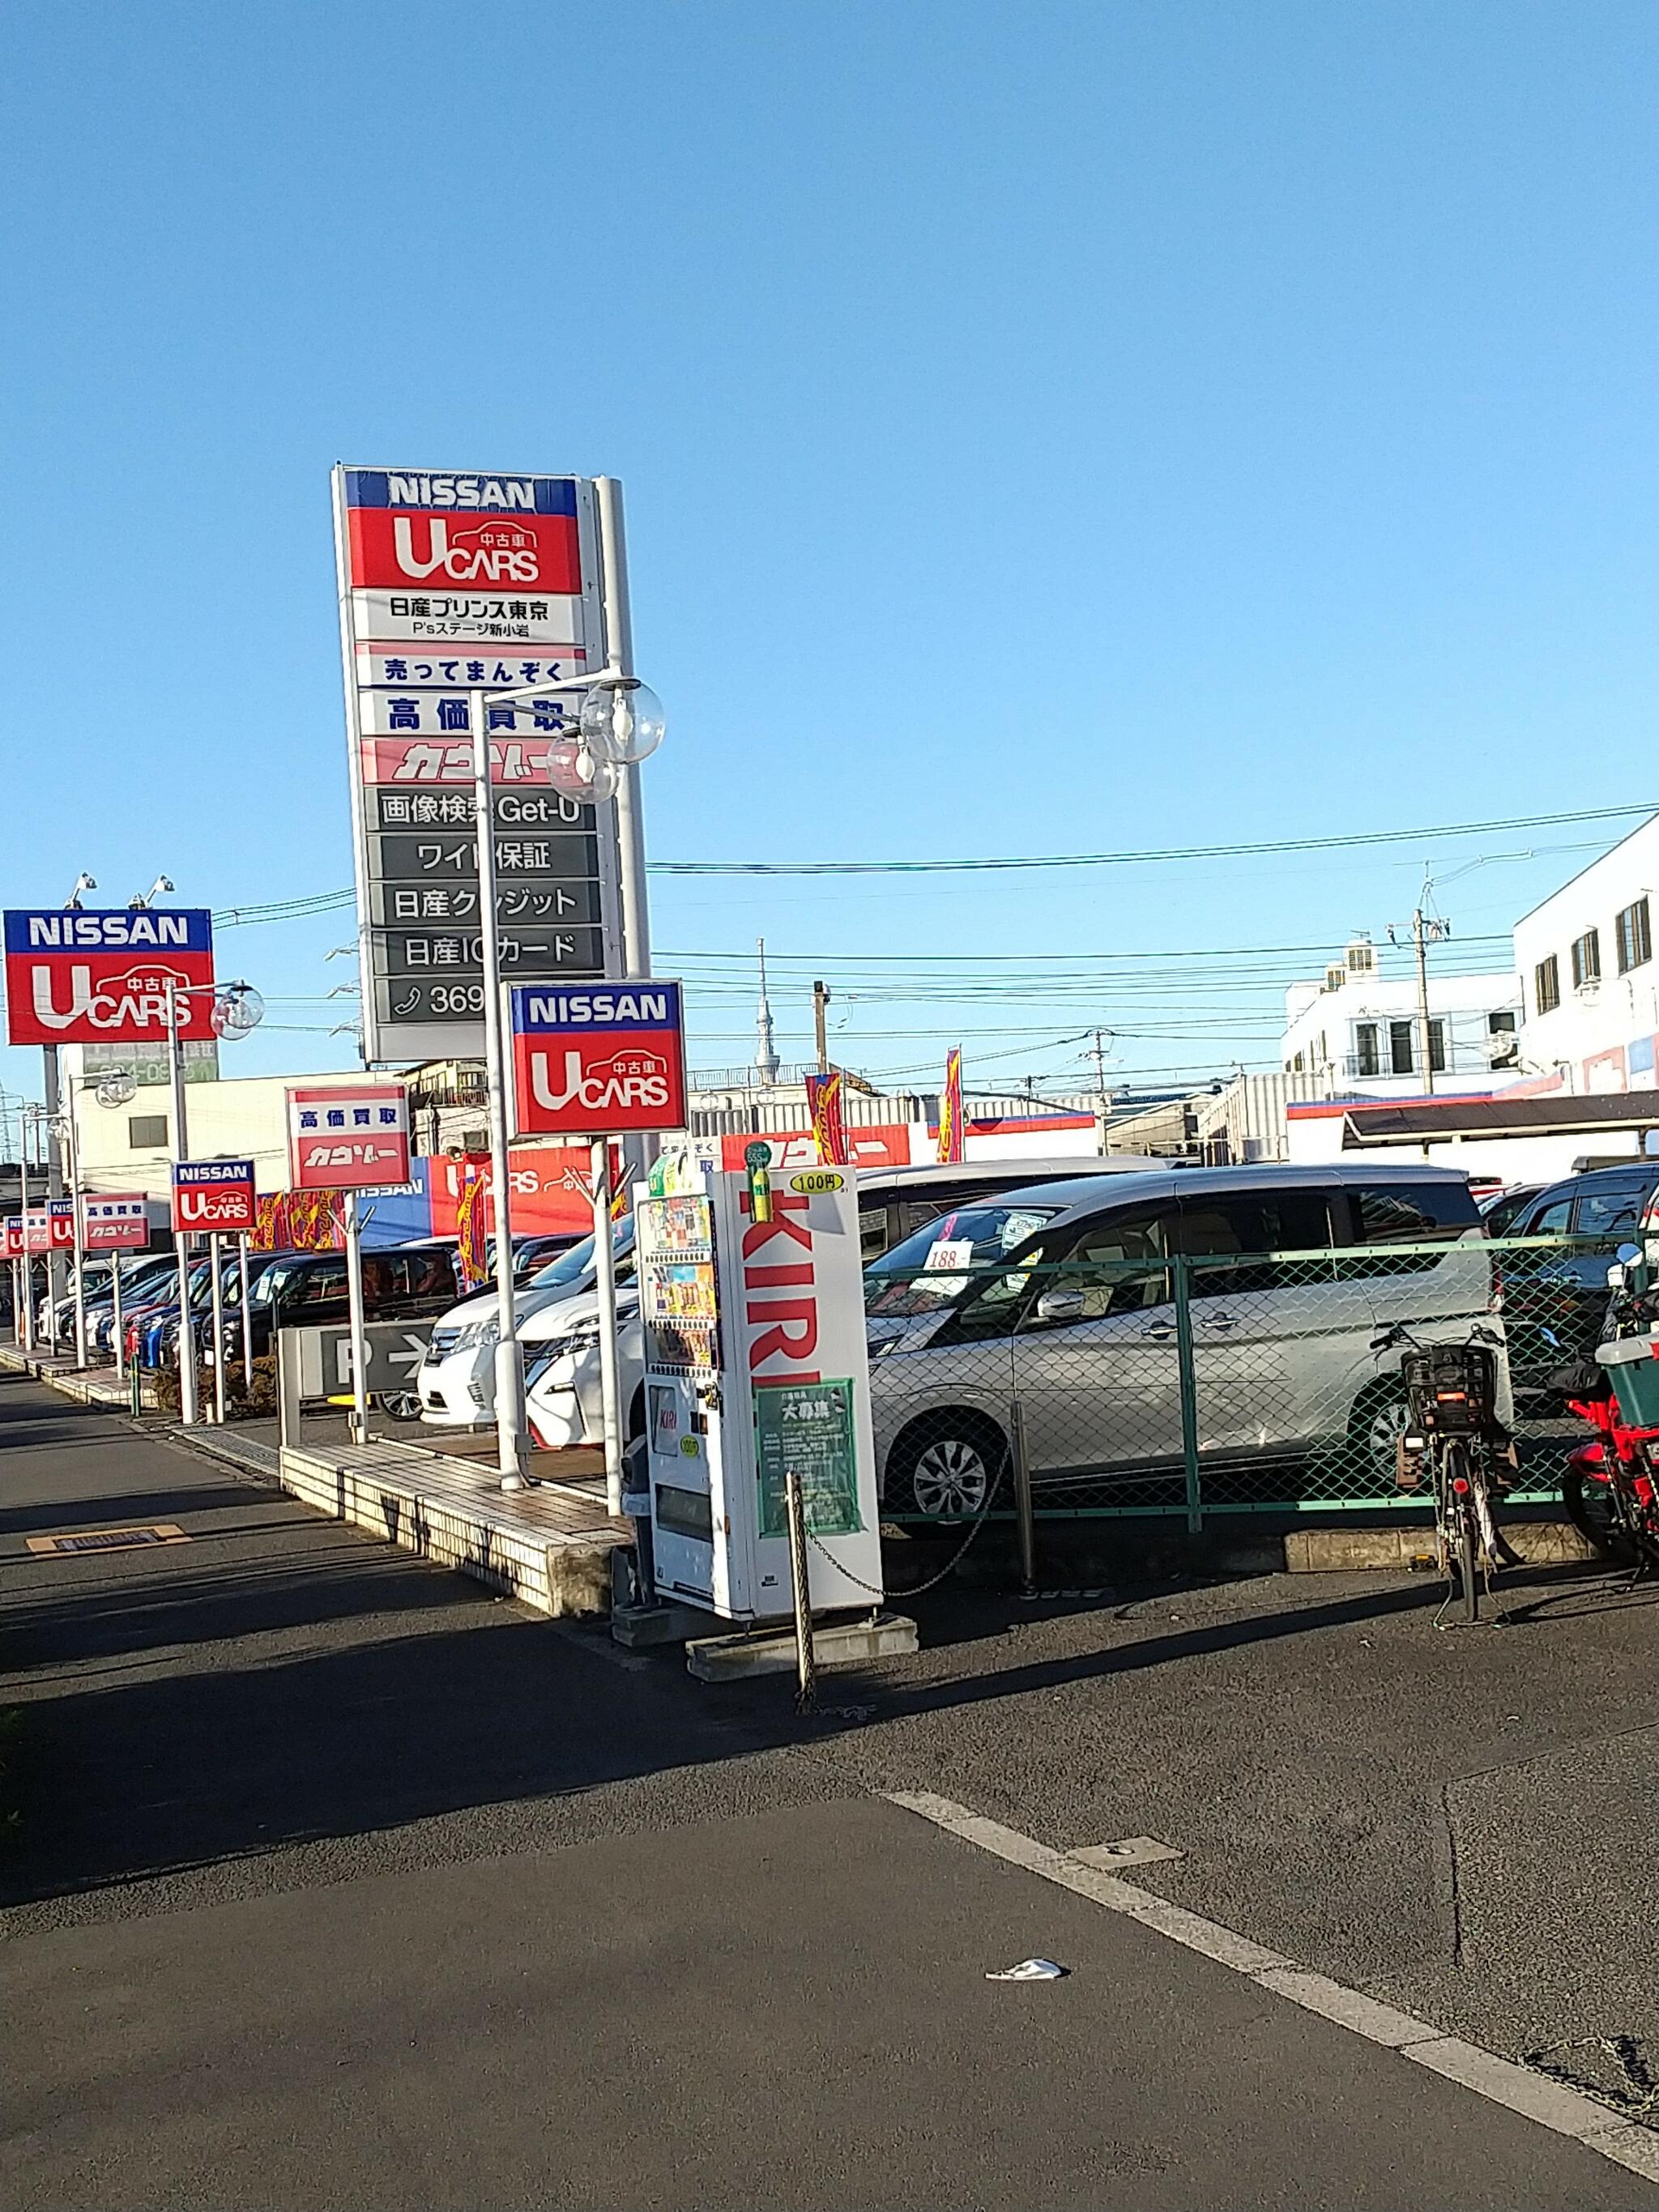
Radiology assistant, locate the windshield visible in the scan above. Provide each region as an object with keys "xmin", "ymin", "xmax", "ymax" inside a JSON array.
[
  {"xmin": 865, "ymin": 1203, "xmax": 1063, "ymax": 1317},
  {"xmin": 527, "ymin": 1217, "xmax": 635, "ymax": 1291}
]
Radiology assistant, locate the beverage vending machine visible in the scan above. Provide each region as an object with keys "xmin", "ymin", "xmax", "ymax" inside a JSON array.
[{"xmin": 635, "ymin": 1158, "xmax": 885, "ymax": 1622}]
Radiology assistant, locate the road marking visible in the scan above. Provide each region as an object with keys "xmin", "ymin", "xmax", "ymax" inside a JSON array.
[{"xmin": 885, "ymin": 1790, "xmax": 1659, "ymax": 2189}]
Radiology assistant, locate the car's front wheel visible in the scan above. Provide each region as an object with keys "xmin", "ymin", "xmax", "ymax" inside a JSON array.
[
  {"xmin": 1347, "ymin": 1376, "xmax": 1411, "ymax": 1485},
  {"xmin": 885, "ymin": 1412, "xmax": 1009, "ymax": 1520}
]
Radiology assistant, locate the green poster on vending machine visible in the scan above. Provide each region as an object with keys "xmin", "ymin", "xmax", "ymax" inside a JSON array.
[{"xmin": 754, "ymin": 1377, "xmax": 864, "ymax": 1538}]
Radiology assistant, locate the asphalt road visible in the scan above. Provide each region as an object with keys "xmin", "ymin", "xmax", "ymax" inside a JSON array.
[{"xmin": 2, "ymin": 1371, "xmax": 1655, "ymax": 2207}]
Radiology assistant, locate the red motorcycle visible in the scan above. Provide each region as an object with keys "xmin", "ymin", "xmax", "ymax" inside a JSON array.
[{"xmin": 1557, "ymin": 1361, "xmax": 1659, "ymax": 1574}]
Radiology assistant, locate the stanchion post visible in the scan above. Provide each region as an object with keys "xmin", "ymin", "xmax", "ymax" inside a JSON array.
[
  {"xmin": 1010, "ymin": 1396, "xmax": 1037, "ymax": 1595},
  {"xmin": 785, "ymin": 1468, "xmax": 817, "ymax": 1712},
  {"xmin": 1173, "ymin": 1255, "xmax": 1204, "ymax": 1536},
  {"xmin": 238, "ymin": 1235, "xmax": 253, "ymax": 1394}
]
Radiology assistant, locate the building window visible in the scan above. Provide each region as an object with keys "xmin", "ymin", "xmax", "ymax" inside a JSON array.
[
  {"xmin": 1534, "ymin": 954, "xmax": 1559, "ymax": 1015},
  {"xmin": 1616, "ymin": 897, "xmax": 1652, "ymax": 975},
  {"xmin": 1427, "ymin": 1019, "xmax": 1447, "ymax": 1074},
  {"xmin": 128, "ymin": 1115, "xmax": 168, "ymax": 1148},
  {"xmin": 1292, "ymin": 1051, "xmax": 1304, "ymax": 1073},
  {"xmin": 1488, "ymin": 1010, "xmax": 1519, "ymax": 1068},
  {"xmin": 1572, "ymin": 929, "xmax": 1601, "ymax": 990},
  {"xmin": 1354, "ymin": 1022, "xmax": 1380, "ymax": 1077},
  {"xmin": 1388, "ymin": 1020, "xmax": 1415, "ymax": 1075}
]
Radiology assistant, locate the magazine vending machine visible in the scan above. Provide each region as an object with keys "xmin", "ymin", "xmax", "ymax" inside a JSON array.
[{"xmin": 635, "ymin": 1159, "xmax": 885, "ymax": 1622}]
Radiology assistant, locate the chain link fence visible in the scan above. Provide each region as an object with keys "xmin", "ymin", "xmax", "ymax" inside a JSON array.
[{"xmin": 865, "ymin": 1233, "xmax": 1621, "ymax": 1530}]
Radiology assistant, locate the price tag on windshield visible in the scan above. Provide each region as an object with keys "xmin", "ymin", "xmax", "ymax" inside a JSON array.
[{"xmin": 923, "ymin": 1238, "xmax": 975, "ymax": 1272}]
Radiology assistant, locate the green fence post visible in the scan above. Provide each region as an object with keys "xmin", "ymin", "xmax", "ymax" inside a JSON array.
[{"xmin": 1173, "ymin": 1255, "xmax": 1203, "ymax": 1534}]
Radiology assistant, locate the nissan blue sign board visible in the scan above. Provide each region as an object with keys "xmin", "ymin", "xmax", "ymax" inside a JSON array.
[{"xmin": 3, "ymin": 907, "xmax": 215, "ymax": 1046}]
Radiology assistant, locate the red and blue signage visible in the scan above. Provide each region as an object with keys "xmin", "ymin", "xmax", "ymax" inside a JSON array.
[
  {"xmin": 171, "ymin": 1158, "xmax": 258, "ymax": 1234},
  {"xmin": 342, "ymin": 472, "xmax": 581, "ymax": 598},
  {"xmin": 3, "ymin": 907, "xmax": 215, "ymax": 1046},
  {"xmin": 510, "ymin": 982, "xmax": 688, "ymax": 1138}
]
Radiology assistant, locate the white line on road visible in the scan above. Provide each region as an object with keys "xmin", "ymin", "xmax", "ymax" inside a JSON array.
[{"xmin": 885, "ymin": 1789, "xmax": 1659, "ymax": 2190}]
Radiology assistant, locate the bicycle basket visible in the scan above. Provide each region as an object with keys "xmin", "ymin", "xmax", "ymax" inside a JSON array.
[
  {"xmin": 1595, "ymin": 1332, "xmax": 1659, "ymax": 1428},
  {"xmin": 1400, "ymin": 1344, "xmax": 1499, "ymax": 1434}
]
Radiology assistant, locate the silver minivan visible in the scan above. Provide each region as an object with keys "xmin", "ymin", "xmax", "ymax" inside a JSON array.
[{"xmin": 865, "ymin": 1161, "xmax": 1503, "ymax": 1516}]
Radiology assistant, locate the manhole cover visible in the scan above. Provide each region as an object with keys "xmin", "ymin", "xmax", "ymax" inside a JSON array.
[{"xmin": 28, "ymin": 1524, "xmax": 189, "ymax": 1557}]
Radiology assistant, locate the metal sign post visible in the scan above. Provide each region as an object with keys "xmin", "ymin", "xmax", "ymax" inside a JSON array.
[
  {"xmin": 17, "ymin": 1115, "xmax": 32, "ymax": 1351},
  {"xmin": 209, "ymin": 1234, "xmax": 227, "ymax": 1426},
  {"xmin": 473, "ymin": 698, "xmax": 527, "ymax": 1491},
  {"xmin": 164, "ymin": 979, "xmax": 199, "ymax": 1427},
  {"xmin": 238, "ymin": 1236, "xmax": 253, "ymax": 1393},
  {"xmin": 112, "ymin": 1257, "xmax": 124, "ymax": 1383},
  {"xmin": 63, "ymin": 1080, "xmax": 87, "ymax": 1368},
  {"xmin": 343, "ymin": 1191, "xmax": 370, "ymax": 1446},
  {"xmin": 589, "ymin": 1139, "xmax": 624, "ymax": 1517}
]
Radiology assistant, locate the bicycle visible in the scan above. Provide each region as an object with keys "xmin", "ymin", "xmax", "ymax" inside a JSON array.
[
  {"xmin": 1548, "ymin": 1275, "xmax": 1659, "ymax": 1579},
  {"xmin": 1372, "ymin": 1320, "xmax": 1519, "ymax": 1626}
]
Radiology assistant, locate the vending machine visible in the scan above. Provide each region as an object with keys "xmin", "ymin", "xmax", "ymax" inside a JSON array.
[{"xmin": 635, "ymin": 1157, "xmax": 884, "ymax": 1622}]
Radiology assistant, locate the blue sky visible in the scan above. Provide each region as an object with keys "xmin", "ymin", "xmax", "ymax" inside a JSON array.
[{"xmin": 2, "ymin": 0, "xmax": 1654, "ymax": 1119}]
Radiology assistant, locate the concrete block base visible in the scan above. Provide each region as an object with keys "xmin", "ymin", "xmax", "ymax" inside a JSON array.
[
  {"xmin": 686, "ymin": 1611, "xmax": 918, "ymax": 1682},
  {"xmin": 612, "ymin": 1599, "xmax": 710, "ymax": 1649},
  {"xmin": 1284, "ymin": 1520, "xmax": 1595, "ymax": 1572}
]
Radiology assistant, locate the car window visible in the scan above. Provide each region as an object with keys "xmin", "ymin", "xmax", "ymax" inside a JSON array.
[
  {"xmin": 1480, "ymin": 1188, "xmax": 1537, "ymax": 1238},
  {"xmin": 283, "ymin": 1261, "xmax": 348, "ymax": 1309},
  {"xmin": 1026, "ymin": 1205, "xmax": 1177, "ymax": 1321},
  {"xmin": 527, "ymin": 1218, "xmax": 633, "ymax": 1292},
  {"xmin": 1343, "ymin": 1180, "xmax": 1479, "ymax": 1278},
  {"xmin": 1525, "ymin": 1195, "xmax": 1573, "ymax": 1236},
  {"xmin": 405, "ymin": 1251, "xmax": 454, "ymax": 1298},
  {"xmin": 1175, "ymin": 1191, "xmax": 1335, "ymax": 1299},
  {"xmin": 859, "ymin": 1204, "xmax": 893, "ymax": 1262},
  {"xmin": 1574, "ymin": 1183, "xmax": 1653, "ymax": 1238},
  {"xmin": 865, "ymin": 1204, "xmax": 1066, "ymax": 1319}
]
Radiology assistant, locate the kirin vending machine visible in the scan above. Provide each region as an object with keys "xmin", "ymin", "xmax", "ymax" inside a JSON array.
[{"xmin": 636, "ymin": 1157, "xmax": 884, "ymax": 1622}]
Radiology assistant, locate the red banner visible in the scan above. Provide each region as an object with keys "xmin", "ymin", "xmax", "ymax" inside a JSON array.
[
  {"xmin": 936, "ymin": 1047, "xmax": 965, "ymax": 1165},
  {"xmin": 253, "ymin": 1190, "xmax": 346, "ymax": 1252},
  {"xmin": 455, "ymin": 1169, "xmax": 489, "ymax": 1289},
  {"xmin": 805, "ymin": 1071, "xmax": 849, "ymax": 1166}
]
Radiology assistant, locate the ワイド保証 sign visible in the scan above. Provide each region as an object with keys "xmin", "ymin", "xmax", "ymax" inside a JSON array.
[
  {"xmin": 287, "ymin": 1085, "xmax": 411, "ymax": 1190},
  {"xmin": 331, "ymin": 466, "xmax": 623, "ymax": 1065},
  {"xmin": 2, "ymin": 908, "xmax": 215, "ymax": 1047},
  {"xmin": 171, "ymin": 1159, "xmax": 258, "ymax": 1234},
  {"xmin": 510, "ymin": 982, "xmax": 687, "ymax": 1137}
]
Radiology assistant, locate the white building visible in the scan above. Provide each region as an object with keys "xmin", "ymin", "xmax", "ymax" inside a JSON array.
[
  {"xmin": 1514, "ymin": 813, "xmax": 1659, "ymax": 1093},
  {"xmin": 1280, "ymin": 936, "xmax": 1521, "ymax": 1100},
  {"xmin": 67, "ymin": 1070, "xmax": 382, "ymax": 1200}
]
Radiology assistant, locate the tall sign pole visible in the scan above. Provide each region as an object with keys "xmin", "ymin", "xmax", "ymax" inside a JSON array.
[
  {"xmin": 165, "ymin": 978, "xmax": 199, "ymax": 1427},
  {"xmin": 471, "ymin": 688, "xmax": 527, "ymax": 1490}
]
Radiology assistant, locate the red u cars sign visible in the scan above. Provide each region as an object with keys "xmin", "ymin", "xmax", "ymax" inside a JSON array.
[
  {"xmin": 3, "ymin": 908, "xmax": 215, "ymax": 1046},
  {"xmin": 287, "ymin": 1085, "xmax": 412, "ymax": 1191},
  {"xmin": 510, "ymin": 982, "xmax": 688, "ymax": 1138},
  {"xmin": 171, "ymin": 1160, "xmax": 257, "ymax": 1234}
]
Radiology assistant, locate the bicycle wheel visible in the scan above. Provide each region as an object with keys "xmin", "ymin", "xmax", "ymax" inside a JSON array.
[
  {"xmin": 1443, "ymin": 1441, "xmax": 1479, "ymax": 1623},
  {"xmin": 1561, "ymin": 1460, "xmax": 1639, "ymax": 1566}
]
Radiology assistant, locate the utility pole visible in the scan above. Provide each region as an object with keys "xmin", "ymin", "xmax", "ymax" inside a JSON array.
[
  {"xmin": 812, "ymin": 980, "xmax": 830, "ymax": 1076},
  {"xmin": 1397, "ymin": 872, "xmax": 1450, "ymax": 1097},
  {"xmin": 1091, "ymin": 1029, "xmax": 1111, "ymax": 1156}
]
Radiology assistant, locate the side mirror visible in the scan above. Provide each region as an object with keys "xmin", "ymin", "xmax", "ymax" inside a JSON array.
[
  {"xmin": 1034, "ymin": 1286, "xmax": 1087, "ymax": 1325},
  {"xmin": 1617, "ymin": 1242, "xmax": 1643, "ymax": 1266}
]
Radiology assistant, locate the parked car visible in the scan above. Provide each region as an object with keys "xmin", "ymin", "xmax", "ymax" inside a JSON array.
[
  {"xmin": 1499, "ymin": 1162, "xmax": 1659, "ymax": 1392},
  {"xmin": 221, "ymin": 1242, "xmax": 458, "ymax": 1366},
  {"xmin": 420, "ymin": 1221, "xmax": 637, "ymax": 1428},
  {"xmin": 1478, "ymin": 1183, "xmax": 1545, "ymax": 1238},
  {"xmin": 855, "ymin": 1154, "xmax": 1175, "ymax": 1263},
  {"xmin": 863, "ymin": 1161, "xmax": 1500, "ymax": 1517}
]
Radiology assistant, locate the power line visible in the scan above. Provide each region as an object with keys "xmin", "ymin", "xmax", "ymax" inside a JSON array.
[{"xmin": 644, "ymin": 803, "xmax": 1655, "ymax": 877}]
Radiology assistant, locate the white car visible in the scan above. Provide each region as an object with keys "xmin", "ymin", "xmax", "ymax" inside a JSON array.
[
  {"xmin": 520, "ymin": 1288, "xmax": 645, "ymax": 1448},
  {"xmin": 416, "ymin": 1219, "xmax": 636, "ymax": 1429}
]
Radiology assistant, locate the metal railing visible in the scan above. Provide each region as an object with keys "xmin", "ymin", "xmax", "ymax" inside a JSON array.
[{"xmin": 863, "ymin": 1234, "xmax": 1615, "ymax": 1531}]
